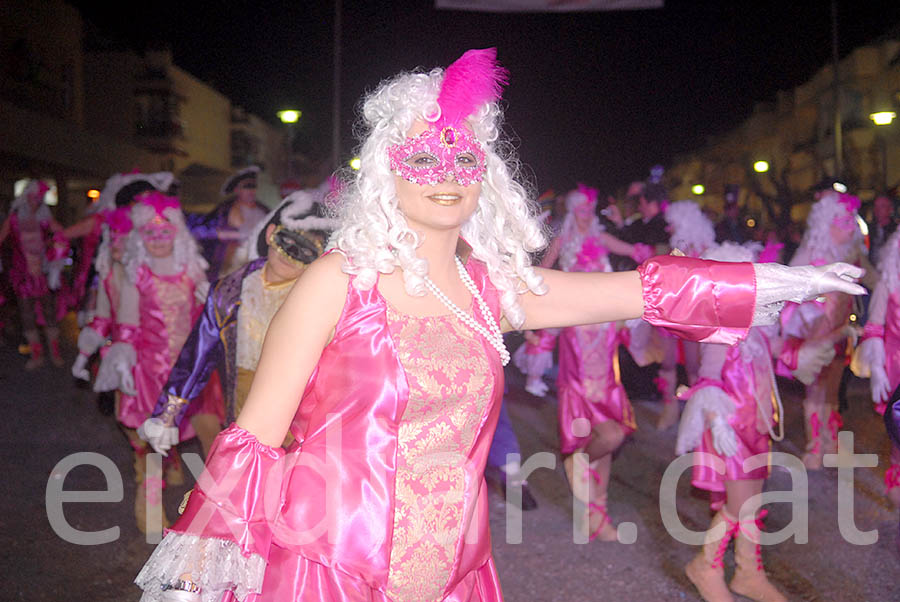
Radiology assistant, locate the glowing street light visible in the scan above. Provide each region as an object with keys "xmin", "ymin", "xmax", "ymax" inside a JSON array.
[
  {"xmin": 277, "ymin": 110, "xmax": 301, "ymax": 124},
  {"xmin": 753, "ymin": 160, "xmax": 770, "ymax": 173},
  {"xmin": 349, "ymin": 157, "xmax": 361, "ymax": 170},
  {"xmin": 87, "ymin": 189, "xmax": 100, "ymax": 200},
  {"xmin": 690, "ymin": 184, "xmax": 705, "ymax": 195},
  {"xmin": 870, "ymin": 111, "xmax": 896, "ymax": 126}
]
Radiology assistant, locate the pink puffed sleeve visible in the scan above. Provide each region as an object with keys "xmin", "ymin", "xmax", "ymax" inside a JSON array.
[
  {"xmin": 638, "ymin": 256, "xmax": 756, "ymax": 346},
  {"xmin": 135, "ymin": 424, "xmax": 286, "ymax": 601}
]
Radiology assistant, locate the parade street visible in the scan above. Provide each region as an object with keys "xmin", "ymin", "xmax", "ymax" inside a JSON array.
[{"xmin": 3, "ymin": 339, "xmax": 898, "ymax": 601}]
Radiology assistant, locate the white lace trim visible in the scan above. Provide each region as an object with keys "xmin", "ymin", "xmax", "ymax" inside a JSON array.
[
  {"xmin": 135, "ymin": 532, "xmax": 266, "ymax": 602},
  {"xmin": 94, "ymin": 342, "xmax": 135, "ymax": 393}
]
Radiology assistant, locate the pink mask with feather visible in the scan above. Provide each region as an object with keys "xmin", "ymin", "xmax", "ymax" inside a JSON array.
[{"xmin": 388, "ymin": 48, "xmax": 508, "ymax": 187}]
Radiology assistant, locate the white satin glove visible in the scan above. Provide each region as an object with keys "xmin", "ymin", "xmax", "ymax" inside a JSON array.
[
  {"xmin": 71, "ymin": 353, "xmax": 90, "ymax": 381},
  {"xmin": 752, "ymin": 262, "xmax": 866, "ymax": 325},
  {"xmin": 709, "ymin": 413, "xmax": 739, "ymax": 457},
  {"xmin": 793, "ymin": 339, "xmax": 837, "ymax": 386},
  {"xmin": 138, "ymin": 417, "xmax": 180, "ymax": 456}
]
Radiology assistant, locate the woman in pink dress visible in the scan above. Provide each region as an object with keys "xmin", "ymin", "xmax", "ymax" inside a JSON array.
[
  {"xmin": 675, "ymin": 242, "xmax": 790, "ymax": 602},
  {"xmin": 856, "ymin": 228, "xmax": 900, "ymax": 506},
  {"xmin": 134, "ymin": 49, "xmax": 863, "ymax": 602},
  {"xmin": 101, "ymin": 191, "xmax": 215, "ymax": 533},
  {"xmin": 778, "ymin": 191, "xmax": 864, "ymax": 470},
  {"xmin": 538, "ymin": 185, "xmax": 649, "ymax": 541}
]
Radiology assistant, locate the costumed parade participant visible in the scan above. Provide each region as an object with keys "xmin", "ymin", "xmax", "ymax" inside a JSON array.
[
  {"xmin": 538, "ymin": 184, "xmax": 650, "ymax": 541},
  {"xmin": 778, "ymin": 191, "xmax": 864, "ymax": 470},
  {"xmin": 70, "ymin": 206, "xmax": 133, "ymax": 381},
  {"xmin": 98, "ymin": 190, "xmax": 213, "ymax": 533},
  {"xmin": 188, "ymin": 166, "xmax": 269, "ymax": 281},
  {"xmin": 675, "ymin": 242, "xmax": 794, "ymax": 602},
  {"xmin": 0, "ymin": 180, "xmax": 68, "ymax": 369},
  {"xmin": 135, "ymin": 48, "xmax": 863, "ymax": 602},
  {"xmin": 855, "ymin": 228, "xmax": 900, "ymax": 506},
  {"xmin": 653, "ymin": 200, "xmax": 718, "ymax": 430},
  {"xmin": 61, "ymin": 171, "xmax": 177, "ymax": 322},
  {"xmin": 138, "ymin": 190, "xmax": 334, "ymax": 457}
]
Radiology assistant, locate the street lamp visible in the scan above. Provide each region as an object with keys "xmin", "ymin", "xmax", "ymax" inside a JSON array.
[
  {"xmin": 691, "ymin": 184, "xmax": 705, "ymax": 195},
  {"xmin": 870, "ymin": 110, "xmax": 895, "ymax": 190},
  {"xmin": 277, "ymin": 110, "xmax": 301, "ymax": 124},
  {"xmin": 349, "ymin": 157, "xmax": 361, "ymax": 171},
  {"xmin": 753, "ymin": 160, "xmax": 770, "ymax": 173}
]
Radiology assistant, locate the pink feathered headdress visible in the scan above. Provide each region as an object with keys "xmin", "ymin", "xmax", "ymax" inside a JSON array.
[
  {"xmin": 136, "ymin": 190, "xmax": 180, "ymax": 216},
  {"xmin": 435, "ymin": 48, "xmax": 508, "ymax": 129},
  {"xmin": 104, "ymin": 207, "xmax": 134, "ymax": 234},
  {"xmin": 837, "ymin": 192, "xmax": 861, "ymax": 214}
]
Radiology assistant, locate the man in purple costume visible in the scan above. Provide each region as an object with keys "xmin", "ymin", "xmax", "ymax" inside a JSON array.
[
  {"xmin": 139, "ymin": 189, "xmax": 334, "ymax": 455},
  {"xmin": 187, "ymin": 166, "xmax": 271, "ymax": 281}
]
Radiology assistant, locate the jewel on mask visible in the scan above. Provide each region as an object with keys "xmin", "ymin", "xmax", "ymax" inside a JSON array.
[{"xmin": 441, "ymin": 127, "xmax": 457, "ymax": 147}]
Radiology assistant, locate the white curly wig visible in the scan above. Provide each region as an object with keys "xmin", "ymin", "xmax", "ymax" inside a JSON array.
[
  {"xmin": 329, "ymin": 66, "xmax": 547, "ymax": 328},
  {"xmin": 557, "ymin": 189, "xmax": 605, "ymax": 272},
  {"xmin": 790, "ymin": 190, "xmax": 864, "ymax": 266},
  {"xmin": 665, "ymin": 200, "xmax": 715, "ymax": 258},
  {"xmin": 878, "ymin": 229, "xmax": 900, "ymax": 293},
  {"xmin": 123, "ymin": 203, "xmax": 208, "ymax": 285},
  {"xmin": 701, "ymin": 241, "xmax": 762, "ymax": 263}
]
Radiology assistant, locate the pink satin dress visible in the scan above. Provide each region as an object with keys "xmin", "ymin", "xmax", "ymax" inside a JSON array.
[
  {"xmin": 175, "ymin": 259, "xmax": 505, "ymax": 602},
  {"xmin": 557, "ymin": 235, "xmax": 635, "ymax": 454},
  {"xmin": 118, "ymin": 266, "xmax": 202, "ymax": 429},
  {"xmin": 687, "ymin": 329, "xmax": 775, "ymax": 492},
  {"xmin": 137, "ymin": 255, "xmax": 758, "ymax": 602}
]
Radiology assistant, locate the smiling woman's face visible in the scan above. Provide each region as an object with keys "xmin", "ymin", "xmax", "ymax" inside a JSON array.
[{"xmin": 392, "ymin": 120, "xmax": 482, "ymax": 233}]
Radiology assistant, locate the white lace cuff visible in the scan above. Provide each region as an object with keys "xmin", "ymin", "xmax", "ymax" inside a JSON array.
[
  {"xmin": 676, "ymin": 385, "xmax": 735, "ymax": 456},
  {"xmin": 77, "ymin": 326, "xmax": 107, "ymax": 356},
  {"xmin": 135, "ymin": 532, "xmax": 266, "ymax": 602},
  {"xmin": 93, "ymin": 342, "xmax": 135, "ymax": 393}
]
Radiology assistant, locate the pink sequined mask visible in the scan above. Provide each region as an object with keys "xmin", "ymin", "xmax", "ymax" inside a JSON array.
[{"xmin": 388, "ymin": 125, "xmax": 486, "ymax": 187}]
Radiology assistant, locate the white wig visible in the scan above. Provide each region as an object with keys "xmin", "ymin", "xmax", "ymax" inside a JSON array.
[
  {"xmin": 790, "ymin": 190, "xmax": 864, "ymax": 266},
  {"xmin": 123, "ymin": 203, "xmax": 208, "ymax": 285},
  {"xmin": 878, "ymin": 229, "xmax": 900, "ymax": 293},
  {"xmin": 557, "ymin": 190, "xmax": 605, "ymax": 272},
  {"xmin": 665, "ymin": 200, "xmax": 715, "ymax": 258},
  {"xmin": 329, "ymin": 67, "xmax": 547, "ymax": 328},
  {"xmin": 701, "ymin": 241, "xmax": 762, "ymax": 263},
  {"xmin": 11, "ymin": 180, "xmax": 52, "ymax": 222}
]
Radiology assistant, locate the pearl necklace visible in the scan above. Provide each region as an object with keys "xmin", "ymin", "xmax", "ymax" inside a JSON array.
[{"xmin": 422, "ymin": 256, "xmax": 510, "ymax": 366}]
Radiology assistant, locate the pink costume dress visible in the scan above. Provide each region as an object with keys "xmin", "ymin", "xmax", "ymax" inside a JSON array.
[
  {"xmin": 557, "ymin": 235, "xmax": 635, "ymax": 454},
  {"xmin": 778, "ymin": 291, "xmax": 852, "ymax": 458},
  {"xmin": 683, "ymin": 328, "xmax": 777, "ymax": 492},
  {"xmin": 858, "ymin": 279, "xmax": 900, "ymax": 493},
  {"xmin": 135, "ymin": 255, "xmax": 758, "ymax": 602},
  {"xmin": 117, "ymin": 265, "xmax": 207, "ymax": 432},
  {"xmin": 512, "ymin": 329, "xmax": 557, "ymax": 379}
]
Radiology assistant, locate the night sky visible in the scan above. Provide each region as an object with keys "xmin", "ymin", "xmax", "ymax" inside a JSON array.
[{"xmin": 72, "ymin": 0, "xmax": 900, "ymax": 194}]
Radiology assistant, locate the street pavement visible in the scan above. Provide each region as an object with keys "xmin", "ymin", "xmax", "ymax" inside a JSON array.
[{"xmin": 2, "ymin": 340, "xmax": 898, "ymax": 601}]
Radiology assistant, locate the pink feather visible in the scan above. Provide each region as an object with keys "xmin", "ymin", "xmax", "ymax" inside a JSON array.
[{"xmin": 437, "ymin": 48, "xmax": 508, "ymax": 128}]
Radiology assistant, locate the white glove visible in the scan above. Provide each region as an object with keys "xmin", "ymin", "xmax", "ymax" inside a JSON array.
[
  {"xmin": 76, "ymin": 325, "xmax": 106, "ymax": 356},
  {"xmin": 709, "ymin": 413, "xmax": 739, "ymax": 457},
  {"xmin": 46, "ymin": 262, "xmax": 63, "ymax": 291},
  {"xmin": 752, "ymin": 262, "xmax": 866, "ymax": 326},
  {"xmin": 116, "ymin": 360, "xmax": 136, "ymax": 396},
  {"xmin": 792, "ymin": 339, "xmax": 837, "ymax": 386},
  {"xmin": 138, "ymin": 417, "xmax": 180, "ymax": 456},
  {"xmin": 71, "ymin": 353, "xmax": 90, "ymax": 381},
  {"xmin": 676, "ymin": 386, "xmax": 735, "ymax": 455},
  {"xmin": 94, "ymin": 342, "xmax": 136, "ymax": 394}
]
